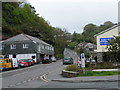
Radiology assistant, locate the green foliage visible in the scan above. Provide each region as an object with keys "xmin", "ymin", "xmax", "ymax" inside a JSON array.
[
  {"xmin": 106, "ymin": 36, "xmax": 120, "ymax": 62},
  {"xmin": 67, "ymin": 42, "xmax": 78, "ymax": 50},
  {"xmin": 85, "ymin": 62, "xmax": 119, "ymax": 69},
  {"xmin": 65, "ymin": 64, "xmax": 82, "ymax": 72},
  {"xmin": 78, "ymin": 71, "xmax": 120, "ymax": 77},
  {"xmin": 72, "ymin": 21, "xmax": 115, "ymax": 44},
  {"xmin": 2, "ymin": 2, "xmax": 68, "ymax": 58},
  {"xmin": 95, "ymin": 62, "xmax": 114, "ymax": 69}
]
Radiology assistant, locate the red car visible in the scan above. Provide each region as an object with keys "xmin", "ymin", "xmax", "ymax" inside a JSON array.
[{"xmin": 18, "ymin": 59, "xmax": 29, "ymax": 67}]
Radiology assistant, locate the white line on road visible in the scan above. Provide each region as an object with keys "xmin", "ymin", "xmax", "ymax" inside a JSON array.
[
  {"xmin": 22, "ymin": 81, "xmax": 27, "ymax": 83},
  {"xmin": 40, "ymin": 65, "xmax": 68, "ymax": 82}
]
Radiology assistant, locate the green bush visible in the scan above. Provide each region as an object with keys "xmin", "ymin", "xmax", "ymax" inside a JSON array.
[
  {"xmin": 65, "ymin": 64, "xmax": 82, "ymax": 72},
  {"xmin": 85, "ymin": 62, "xmax": 91, "ymax": 68},
  {"xmin": 78, "ymin": 71, "xmax": 120, "ymax": 77},
  {"xmin": 56, "ymin": 54, "xmax": 64, "ymax": 59},
  {"xmin": 85, "ymin": 62, "xmax": 117, "ymax": 69},
  {"xmin": 95, "ymin": 62, "xmax": 114, "ymax": 69}
]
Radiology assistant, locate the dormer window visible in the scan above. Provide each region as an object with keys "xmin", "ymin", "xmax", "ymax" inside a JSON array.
[
  {"xmin": 23, "ymin": 44, "xmax": 29, "ymax": 48},
  {"xmin": 10, "ymin": 45, "xmax": 16, "ymax": 49},
  {"xmin": 0, "ymin": 45, "xmax": 4, "ymax": 50}
]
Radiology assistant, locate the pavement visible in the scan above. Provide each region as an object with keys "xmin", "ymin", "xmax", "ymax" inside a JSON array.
[{"xmin": 44, "ymin": 68, "xmax": 120, "ymax": 83}]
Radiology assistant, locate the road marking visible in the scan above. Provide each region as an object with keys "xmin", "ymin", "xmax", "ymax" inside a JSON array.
[
  {"xmin": 22, "ymin": 81, "xmax": 27, "ymax": 83},
  {"xmin": 40, "ymin": 73, "xmax": 49, "ymax": 82},
  {"xmin": 40, "ymin": 65, "xmax": 67, "ymax": 83},
  {"xmin": 15, "ymin": 83, "xmax": 21, "ymax": 85},
  {"xmin": 8, "ymin": 84, "xmax": 15, "ymax": 87},
  {"xmin": 32, "ymin": 78, "xmax": 35, "ymax": 80},
  {"xmin": 36, "ymin": 77, "xmax": 39, "ymax": 79},
  {"xmin": 27, "ymin": 79, "xmax": 31, "ymax": 82}
]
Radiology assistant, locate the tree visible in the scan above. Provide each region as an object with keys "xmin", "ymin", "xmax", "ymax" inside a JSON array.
[
  {"xmin": 106, "ymin": 36, "xmax": 120, "ymax": 62},
  {"xmin": 83, "ymin": 24, "xmax": 98, "ymax": 33},
  {"xmin": 2, "ymin": 2, "xmax": 69, "ymax": 59}
]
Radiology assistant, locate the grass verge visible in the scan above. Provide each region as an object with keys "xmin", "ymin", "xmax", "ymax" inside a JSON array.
[{"xmin": 78, "ymin": 71, "xmax": 120, "ymax": 77}]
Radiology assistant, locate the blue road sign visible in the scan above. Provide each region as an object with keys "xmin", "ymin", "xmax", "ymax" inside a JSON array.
[{"xmin": 100, "ymin": 38, "xmax": 114, "ymax": 45}]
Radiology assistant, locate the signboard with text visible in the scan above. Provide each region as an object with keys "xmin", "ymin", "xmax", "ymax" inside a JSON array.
[
  {"xmin": 80, "ymin": 53, "xmax": 85, "ymax": 68},
  {"xmin": 100, "ymin": 38, "xmax": 114, "ymax": 45}
]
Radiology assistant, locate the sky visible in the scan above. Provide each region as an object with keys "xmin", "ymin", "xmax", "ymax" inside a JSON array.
[{"xmin": 28, "ymin": 0, "xmax": 119, "ymax": 33}]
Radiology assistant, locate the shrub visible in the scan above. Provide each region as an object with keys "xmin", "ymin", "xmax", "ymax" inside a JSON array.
[
  {"xmin": 85, "ymin": 62, "xmax": 91, "ymax": 68},
  {"xmin": 65, "ymin": 64, "xmax": 82, "ymax": 73},
  {"xmin": 95, "ymin": 62, "xmax": 114, "ymax": 69}
]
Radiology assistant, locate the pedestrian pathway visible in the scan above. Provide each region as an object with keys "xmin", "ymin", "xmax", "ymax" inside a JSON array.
[{"xmin": 92, "ymin": 69, "xmax": 120, "ymax": 71}]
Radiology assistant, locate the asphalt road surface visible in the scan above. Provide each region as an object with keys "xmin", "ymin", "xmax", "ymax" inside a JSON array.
[
  {"xmin": 1, "ymin": 60, "xmax": 65, "ymax": 88},
  {"xmin": 1, "ymin": 60, "xmax": 119, "ymax": 89},
  {"xmin": 39, "ymin": 81, "xmax": 119, "ymax": 89},
  {"xmin": 0, "ymin": 48, "xmax": 76, "ymax": 89},
  {"xmin": 0, "ymin": 49, "xmax": 119, "ymax": 90}
]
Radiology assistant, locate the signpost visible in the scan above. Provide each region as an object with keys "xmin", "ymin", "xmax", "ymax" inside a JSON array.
[{"xmin": 80, "ymin": 53, "xmax": 85, "ymax": 73}]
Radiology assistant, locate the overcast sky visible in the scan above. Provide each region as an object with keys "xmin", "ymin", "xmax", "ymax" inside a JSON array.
[{"xmin": 28, "ymin": 0, "xmax": 119, "ymax": 33}]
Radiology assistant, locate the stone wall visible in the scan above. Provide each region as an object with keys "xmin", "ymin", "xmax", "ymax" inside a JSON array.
[{"xmin": 97, "ymin": 52, "xmax": 103, "ymax": 62}]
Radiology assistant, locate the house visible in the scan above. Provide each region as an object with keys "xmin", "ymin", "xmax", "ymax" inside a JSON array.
[
  {"xmin": 94, "ymin": 24, "xmax": 120, "ymax": 62},
  {"xmin": 84, "ymin": 43, "xmax": 97, "ymax": 53},
  {"xmin": 2, "ymin": 33, "xmax": 54, "ymax": 63}
]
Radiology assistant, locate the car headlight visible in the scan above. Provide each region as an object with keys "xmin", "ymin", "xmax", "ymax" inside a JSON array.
[{"xmin": 21, "ymin": 64, "xmax": 25, "ymax": 66}]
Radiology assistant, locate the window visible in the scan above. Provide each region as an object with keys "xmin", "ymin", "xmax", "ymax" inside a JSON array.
[
  {"xmin": 52, "ymin": 47, "xmax": 54, "ymax": 51},
  {"xmin": 4, "ymin": 55, "xmax": 9, "ymax": 58},
  {"xmin": 32, "ymin": 56, "xmax": 35, "ymax": 59},
  {"xmin": 41, "ymin": 45, "xmax": 44, "ymax": 49},
  {"xmin": 6, "ymin": 60, "xmax": 9, "ymax": 63},
  {"xmin": 9, "ymin": 59, "xmax": 11, "ymax": 62},
  {"xmin": 13, "ymin": 55, "xmax": 16, "ymax": 58},
  {"xmin": 0, "ymin": 45, "xmax": 4, "ymax": 50},
  {"xmin": 23, "ymin": 44, "xmax": 29, "ymax": 48},
  {"xmin": 39, "ymin": 45, "xmax": 41, "ymax": 51},
  {"xmin": 10, "ymin": 44, "xmax": 16, "ymax": 49}
]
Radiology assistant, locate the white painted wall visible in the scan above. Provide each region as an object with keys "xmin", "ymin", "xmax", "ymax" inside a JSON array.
[
  {"xmin": 9, "ymin": 53, "xmax": 37, "ymax": 67},
  {"xmin": 16, "ymin": 54, "xmax": 37, "ymax": 62},
  {"xmin": 96, "ymin": 26, "xmax": 119, "ymax": 52}
]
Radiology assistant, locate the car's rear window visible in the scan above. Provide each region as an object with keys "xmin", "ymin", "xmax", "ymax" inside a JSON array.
[
  {"xmin": 20, "ymin": 59, "xmax": 28, "ymax": 62},
  {"xmin": 64, "ymin": 58, "xmax": 70, "ymax": 60}
]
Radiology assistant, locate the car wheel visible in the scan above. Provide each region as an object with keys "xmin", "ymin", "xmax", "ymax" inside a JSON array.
[{"xmin": 18, "ymin": 65, "xmax": 21, "ymax": 69}]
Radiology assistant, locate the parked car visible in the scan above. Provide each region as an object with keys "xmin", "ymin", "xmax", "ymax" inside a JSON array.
[
  {"xmin": 51, "ymin": 56, "xmax": 56, "ymax": 62},
  {"xmin": 18, "ymin": 59, "xmax": 29, "ymax": 67},
  {"xmin": 42, "ymin": 56, "xmax": 52, "ymax": 64},
  {"xmin": 63, "ymin": 57, "xmax": 73, "ymax": 65},
  {"xmin": 28, "ymin": 59, "xmax": 35, "ymax": 65}
]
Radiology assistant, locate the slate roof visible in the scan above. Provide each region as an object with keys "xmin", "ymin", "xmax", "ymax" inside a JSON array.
[
  {"xmin": 94, "ymin": 24, "xmax": 120, "ymax": 37},
  {"xmin": 3, "ymin": 34, "xmax": 50, "ymax": 45},
  {"xmin": 84, "ymin": 43, "xmax": 97, "ymax": 49}
]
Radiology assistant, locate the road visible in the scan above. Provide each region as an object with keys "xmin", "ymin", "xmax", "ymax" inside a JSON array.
[
  {"xmin": 0, "ymin": 48, "xmax": 76, "ymax": 89},
  {"xmin": 39, "ymin": 81, "xmax": 119, "ymax": 89},
  {"xmin": 1, "ymin": 48, "xmax": 119, "ymax": 89},
  {"xmin": 2, "ymin": 60, "xmax": 118, "ymax": 89},
  {"xmin": 1, "ymin": 60, "xmax": 119, "ymax": 90},
  {"xmin": 1, "ymin": 60, "xmax": 65, "ymax": 88}
]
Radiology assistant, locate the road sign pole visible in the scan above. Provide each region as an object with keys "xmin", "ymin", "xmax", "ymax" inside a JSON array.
[{"xmin": 80, "ymin": 53, "xmax": 85, "ymax": 73}]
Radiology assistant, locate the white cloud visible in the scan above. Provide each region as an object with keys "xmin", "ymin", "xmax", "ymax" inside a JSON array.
[{"xmin": 28, "ymin": 0, "xmax": 118, "ymax": 33}]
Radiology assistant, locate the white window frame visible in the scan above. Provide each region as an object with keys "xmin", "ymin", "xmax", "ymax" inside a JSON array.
[
  {"xmin": 23, "ymin": 44, "xmax": 29, "ymax": 48},
  {"xmin": 39, "ymin": 45, "xmax": 41, "ymax": 51},
  {"xmin": 0, "ymin": 45, "xmax": 4, "ymax": 50},
  {"xmin": 10, "ymin": 44, "xmax": 16, "ymax": 49},
  {"xmin": 41, "ymin": 44, "xmax": 44, "ymax": 49}
]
